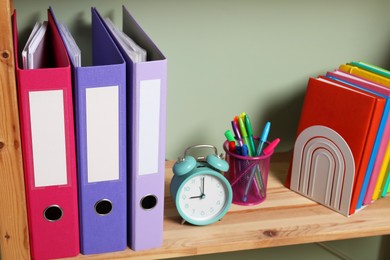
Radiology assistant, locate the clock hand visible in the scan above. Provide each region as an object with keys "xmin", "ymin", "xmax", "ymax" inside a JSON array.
[
  {"xmin": 190, "ymin": 194, "xmax": 206, "ymax": 199},
  {"xmin": 190, "ymin": 177, "xmax": 206, "ymax": 199},
  {"xmin": 201, "ymin": 177, "xmax": 205, "ymax": 195},
  {"xmin": 189, "ymin": 195, "xmax": 202, "ymax": 199}
]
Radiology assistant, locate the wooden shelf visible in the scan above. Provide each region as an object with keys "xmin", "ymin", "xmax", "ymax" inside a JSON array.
[
  {"xmin": 0, "ymin": 0, "xmax": 31, "ymax": 259},
  {"xmin": 2, "ymin": 0, "xmax": 390, "ymax": 259},
  {"xmin": 63, "ymin": 152, "xmax": 390, "ymax": 259}
]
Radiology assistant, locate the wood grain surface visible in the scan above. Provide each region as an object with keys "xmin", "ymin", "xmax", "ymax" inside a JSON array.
[
  {"xmin": 0, "ymin": 0, "xmax": 30, "ymax": 259},
  {"xmin": 64, "ymin": 152, "xmax": 390, "ymax": 259}
]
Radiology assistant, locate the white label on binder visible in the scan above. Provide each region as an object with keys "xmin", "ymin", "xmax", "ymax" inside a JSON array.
[
  {"xmin": 138, "ymin": 79, "xmax": 161, "ymax": 175},
  {"xmin": 29, "ymin": 90, "xmax": 67, "ymax": 187},
  {"xmin": 86, "ymin": 86, "xmax": 119, "ymax": 183}
]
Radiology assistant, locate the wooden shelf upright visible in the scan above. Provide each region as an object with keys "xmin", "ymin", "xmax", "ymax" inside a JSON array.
[{"xmin": 0, "ymin": 0, "xmax": 30, "ymax": 259}]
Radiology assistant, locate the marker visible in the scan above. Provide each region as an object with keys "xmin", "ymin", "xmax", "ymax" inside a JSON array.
[
  {"xmin": 255, "ymin": 121, "xmax": 271, "ymax": 195},
  {"xmin": 257, "ymin": 122, "xmax": 271, "ymax": 156},
  {"xmin": 229, "ymin": 144, "xmax": 243, "ymax": 187},
  {"xmin": 244, "ymin": 114, "xmax": 256, "ymax": 156},
  {"xmin": 241, "ymin": 144, "xmax": 249, "ymax": 157},
  {"xmin": 234, "ymin": 116, "xmax": 240, "ymax": 130},
  {"xmin": 238, "ymin": 116, "xmax": 250, "ymax": 152},
  {"xmin": 231, "ymin": 121, "xmax": 243, "ymax": 146},
  {"xmin": 227, "ymin": 141, "xmax": 236, "ymax": 181},
  {"xmin": 242, "ymin": 163, "xmax": 258, "ymax": 202},
  {"xmin": 228, "ymin": 141, "xmax": 236, "ymax": 153},
  {"xmin": 224, "ymin": 130, "xmax": 236, "ymax": 144},
  {"xmin": 240, "ymin": 143, "xmax": 261, "ymax": 202},
  {"xmin": 240, "ymin": 112, "xmax": 246, "ymax": 120},
  {"xmin": 241, "ymin": 159, "xmax": 260, "ymax": 202},
  {"xmin": 235, "ymin": 145, "xmax": 242, "ymax": 155},
  {"xmin": 262, "ymin": 138, "xmax": 280, "ymax": 156},
  {"xmin": 243, "ymin": 122, "xmax": 271, "ymax": 202}
]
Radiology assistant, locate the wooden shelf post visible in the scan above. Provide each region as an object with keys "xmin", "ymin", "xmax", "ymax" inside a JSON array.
[{"xmin": 0, "ymin": 0, "xmax": 30, "ymax": 259}]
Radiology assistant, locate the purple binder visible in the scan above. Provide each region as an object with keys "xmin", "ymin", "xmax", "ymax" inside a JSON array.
[
  {"xmin": 52, "ymin": 7, "xmax": 127, "ymax": 254},
  {"xmin": 100, "ymin": 6, "xmax": 167, "ymax": 251}
]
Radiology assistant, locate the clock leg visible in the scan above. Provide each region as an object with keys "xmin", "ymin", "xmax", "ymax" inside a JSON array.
[{"xmin": 181, "ymin": 218, "xmax": 187, "ymax": 225}]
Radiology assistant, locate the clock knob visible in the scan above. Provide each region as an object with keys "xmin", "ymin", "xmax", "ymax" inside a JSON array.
[
  {"xmin": 173, "ymin": 155, "xmax": 196, "ymax": 176},
  {"xmin": 206, "ymin": 154, "xmax": 229, "ymax": 172}
]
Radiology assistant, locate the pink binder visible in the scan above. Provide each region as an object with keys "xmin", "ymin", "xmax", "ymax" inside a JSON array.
[{"xmin": 13, "ymin": 10, "xmax": 79, "ymax": 259}]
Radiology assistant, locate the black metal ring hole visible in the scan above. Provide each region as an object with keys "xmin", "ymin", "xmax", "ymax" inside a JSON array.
[
  {"xmin": 44, "ymin": 205, "xmax": 63, "ymax": 222},
  {"xmin": 141, "ymin": 195, "xmax": 158, "ymax": 210},
  {"xmin": 95, "ymin": 199, "xmax": 113, "ymax": 216}
]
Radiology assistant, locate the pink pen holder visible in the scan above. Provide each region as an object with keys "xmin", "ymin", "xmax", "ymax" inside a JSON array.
[{"xmin": 223, "ymin": 140, "xmax": 273, "ymax": 206}]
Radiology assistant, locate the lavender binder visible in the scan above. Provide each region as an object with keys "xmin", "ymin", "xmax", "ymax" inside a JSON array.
[
  {"xmin": 99, "ymin": 6, "xmax": 167, "ymax": 251},
  {"xmin": 52, "ymin": 7, "xmax": 127, "ymax": 254}
]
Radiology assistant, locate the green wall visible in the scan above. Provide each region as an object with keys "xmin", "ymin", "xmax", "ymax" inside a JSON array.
[
  {"xmin": 12, "ymin": 0, "xmax": 390, "ymax": 259},
  {"xmin": 14, "ymin": 0, "xmax": 390, "ymax": 160}
]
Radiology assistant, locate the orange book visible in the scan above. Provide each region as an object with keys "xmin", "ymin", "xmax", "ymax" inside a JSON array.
[{"xmin": 287, "ymin": 77, "xmax": 385, "ymax": 215}]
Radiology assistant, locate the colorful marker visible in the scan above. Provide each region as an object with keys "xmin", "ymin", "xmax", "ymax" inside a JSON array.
[
  {"xmin": 241, "ymin": 144, "xmax": 249, "ymax": 157},
  {"xmin": 227, "ymin": 141, "xmax": 236, "ymax": 181},
  {"xmin": 228, "ymin": 141, "xmax": 236, "ymax": 153},
  {"xmin": 224, "ymin": 130, "xmax": 236, "ymax": 144},
  {"xmin": 235, "ymin": 145, "xmax": 242, "ymax": 155},
  {"xmin": 238, "ymin": 116, "xmax": 250, "ymax": 154},
  {"xmin": 262, "ymin": 138, "xmax": 280, "ymax": 156},
  {"xmin": 243, "ymin": 122, "xmax": 271, "ymax": 202},
  {"xmin": 244, "ymin": 114, "xmax": 256, "ymax": 157},
  {"xmin": 241, "ymin": 144, "xmax": 261, "ymax": 200},
  {"xmin": 231, "ymin": 121, "xmax": 243, "ymax": 146},
  {"xmin": 234, "ymin": 116, "xmax": 240, "ymax": 130},
  {"xmin": 257, "ymin": 122, "xmax": 271, "ymax": 156}
]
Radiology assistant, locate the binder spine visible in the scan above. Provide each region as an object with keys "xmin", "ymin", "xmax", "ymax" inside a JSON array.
[
  {"xmin": 130, "ymin": 60, "xmax": 167, "ymax": 250},
  {"xmin": 75, "ymin": 65, "xmax": 127, "ymax": 255},
  {"xmin": 13, "ymin": 10, "xmax": 80, "ymax": 259}
]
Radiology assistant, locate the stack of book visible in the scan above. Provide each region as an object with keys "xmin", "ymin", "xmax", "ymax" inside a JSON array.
[{"xmin": 286, "ymin": 61, "xmax": 390, "ymax": 216}]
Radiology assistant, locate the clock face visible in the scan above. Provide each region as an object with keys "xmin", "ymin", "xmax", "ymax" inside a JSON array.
[{"xmin": 177, "ymin": 173, "xmax": 231, "ymax": 225}]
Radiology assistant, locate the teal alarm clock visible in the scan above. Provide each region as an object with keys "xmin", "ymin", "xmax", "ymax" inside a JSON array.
[{"xmin": 170, "ymin": 145, "xmax": 233, "ymax": 226}]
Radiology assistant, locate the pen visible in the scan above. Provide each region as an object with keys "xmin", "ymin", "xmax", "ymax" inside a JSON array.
[
  {"xmin": 238, "ymin": 116, "xmax": 250, "ymax": 153},
  {"xmin": 231, "ymin": 121, "xmax": 243, "ymax": 146},
  {"xmin": 243, "ymin": 113, "xmax": 256, "ymax": 157}
]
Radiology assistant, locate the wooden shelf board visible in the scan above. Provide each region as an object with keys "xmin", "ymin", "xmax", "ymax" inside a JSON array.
[{"xmin": 64, "ymin": 152, "xmax": 390, "ymax": 259}]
